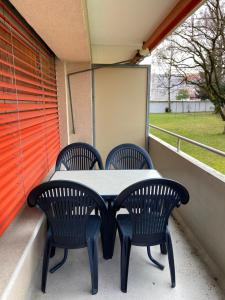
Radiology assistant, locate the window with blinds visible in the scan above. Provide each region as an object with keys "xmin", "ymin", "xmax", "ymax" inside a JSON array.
[{"xmin": 0, "ymin": 0, "xmax": 60, "ymax": 235}]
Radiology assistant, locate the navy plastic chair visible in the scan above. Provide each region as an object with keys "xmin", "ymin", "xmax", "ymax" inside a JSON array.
[
  {"xmin": 104, "ymin": 143, "xmax": 155, "ymax": 259},
  {"xmin": 27, "ymin": 180, "xmax": 107, "ymax": 295},
  {"xmin": 114, "ymin": 178, "xmax": 189, "ymax": 293},
  {"xmin": 55, "ymin": 142, "xmax": 103, "ymax": 171},
  {"xmin": 105, "ymin": 143, "xmax": 154, "ymax": 170}
]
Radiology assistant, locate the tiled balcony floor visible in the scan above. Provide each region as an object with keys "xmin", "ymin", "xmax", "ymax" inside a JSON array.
[{"xmin": 29, "ymin": 217, "xmax": 224, "ymax": 300}]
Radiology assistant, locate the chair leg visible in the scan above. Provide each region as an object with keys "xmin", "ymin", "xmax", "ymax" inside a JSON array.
[
  {"xmin": 87, "ymin": 239, "xmax": 98, "ymax": 295},
  {"xmin": 47, "ymin": 221, "xmax": 55, "ymax": 258},
  {"xmin": 160, "ymin": 243, "xmax": 167, "ymax": 254},
  {"xmin": 166, "ymin": 230, "xmax": 176, "ymax": 288},
  {"xmin": 94, "ymin": 208, "xmax": 99, "ymax": 215},
  {"xmin": 121, "ymin": 237, "xmax": 131, "ymax": 293},
  {"xmin": 41, "ymin": 239, "xmax": 51, "ymax": 293},
  {"xmin": 147, "ymin": 246, "xmax": 164, "ymax": 270},
  {"xmin": 49, "ymin": 248, "xmax": 68, "ymax": 273},
  {"xmin": 50, "ymin": 246, "xmax": 56, "ymax": 258}
]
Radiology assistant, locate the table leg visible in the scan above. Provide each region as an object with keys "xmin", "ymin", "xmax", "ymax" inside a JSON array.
[{"xmin": 101, "ymin": 201, "xmax": 117, "ymax": 259}]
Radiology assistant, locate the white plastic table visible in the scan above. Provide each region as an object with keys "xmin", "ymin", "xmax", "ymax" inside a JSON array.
[
  {"xmin": 50, "ymin": 169, "xmax": 162, "ymax": 259},
  {"xmin": 51, "ymin": 169, "xmax": 161, "ymax": 199}
]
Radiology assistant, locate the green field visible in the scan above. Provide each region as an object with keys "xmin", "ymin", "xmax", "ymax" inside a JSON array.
[{"xmin": 149, "ymin": 113, "xmax": 225, "ymax": 174}]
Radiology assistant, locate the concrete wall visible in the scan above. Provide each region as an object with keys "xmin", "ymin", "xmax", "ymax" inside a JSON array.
[
  {"xmin": 66, "ymin": 62, "xmax": 93, "ymax": 144},
  {"xmin": 55, "ymin": 59, "xmax": 70, "ymax": 148},
  {"xmin": 55, "ymin": 60, "xmax": 93, "ymax": 149},
  {"xmin": 0, "ymin": 167, "xmax": 55, "ymax": 300},
  {"xmin": 149, "ymin": 134, "xmax": 225, "ymax": 289},
  {"xmin": 149, "ymin": 100, "xmax": 214, "ymax": 113},
  {"xmin": 92, "ymin": 45, "xmax": 138, "ymax": 64}
]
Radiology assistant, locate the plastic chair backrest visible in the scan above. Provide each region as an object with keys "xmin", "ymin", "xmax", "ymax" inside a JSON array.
[
  {"xmin": 114, "ymin": 178, "xmax": 189, "ymax": 244},
  {"xmin": 55, "ymin": 142, "xmax": 103, "ymax": 171},
  {"xmin": 27, "ymin": 180, "xmax": 107, "ymax": 248},
  {"xmin": 105, "ymin": 143, "xmax": 154, "ymax": 170}
]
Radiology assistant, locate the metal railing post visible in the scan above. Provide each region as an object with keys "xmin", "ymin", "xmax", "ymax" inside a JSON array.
[{"xmin": 177, "ymin": 138, "xmax": 181, "ymax": 152}]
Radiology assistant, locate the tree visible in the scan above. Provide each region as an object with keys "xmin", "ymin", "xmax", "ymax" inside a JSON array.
[
  {"xmin": 176, "ymin": 89, "xmax": 189, "ymax": 100},
  {"xmin": 196, "ymin": 72, "xmax": 210, "ymax": 100},
  {"xmin": 152, "ymin": 39, "xmax": 184, "ymax": 112},
  {"xmin": 171, "ymin": 0, "xmax": 225, "ymax": 132}
]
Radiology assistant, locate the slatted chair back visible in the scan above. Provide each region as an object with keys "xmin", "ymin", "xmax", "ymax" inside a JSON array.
[
  {"xmin": 28, "ymin": 180, "xmax": 107, "ymax": 248},
  {"xmin": 114, "ymin": 178, "xmax": 189, "ymax": 245},
  {"xmin": 55, "ymin": 142, "xmax": 103, "ymax": 171},
  {"xmin": 105, "ymin": 143, "xmax": 154, "ymax": 170}
]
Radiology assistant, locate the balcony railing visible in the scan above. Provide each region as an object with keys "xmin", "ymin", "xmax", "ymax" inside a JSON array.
[{"xmin": 148, "ymin": 124, "xmax": 225, "ymax": 158}]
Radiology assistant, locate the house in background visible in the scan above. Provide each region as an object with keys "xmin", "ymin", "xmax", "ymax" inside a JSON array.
[{"xmin": 150, "ymin": 73, "xmax": 199, "ymax": 101}]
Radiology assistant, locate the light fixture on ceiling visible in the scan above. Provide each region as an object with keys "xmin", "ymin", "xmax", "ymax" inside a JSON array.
[
  {"xmin": 130, "ymin": 46, "xmax": 150, "ymax": 64},
  {"xmin": 139, "ymin": 47, "xmax": 150, "ymax": 57}
]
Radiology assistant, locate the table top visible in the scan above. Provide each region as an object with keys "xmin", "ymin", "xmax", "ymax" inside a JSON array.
[{"xmin": 51, "ymin": 170, "xmax": 161, "ymax": 198}]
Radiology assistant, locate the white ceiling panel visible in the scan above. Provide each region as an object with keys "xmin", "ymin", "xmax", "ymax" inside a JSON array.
[{"xmin": 86, "ymin": 0, "xmax": 179, "ymax": 46}]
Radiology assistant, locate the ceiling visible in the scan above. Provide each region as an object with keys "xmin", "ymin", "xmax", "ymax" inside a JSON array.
[
  {"xmin": 87, "ymin": 0, "xmax": 179, "ymax": 46},
  {"xmin": 87, "ymin": 0, "xmax": 181, "ymax": 63},
  {"xmin": 10, "ymin": 0, "xmax": 201, "ymax": 63},
  {"xmin": 10, "ymin": 0, "xmax": 91, "ymax": 62}
]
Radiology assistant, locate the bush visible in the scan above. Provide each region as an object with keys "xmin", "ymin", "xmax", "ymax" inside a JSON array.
[
  {"xmin": 165, "ymin": 107, "xmax": 172, "ymax": 113},
  {"xmin": 176, "ymin": 89, "xmax": 189, "ymax": 100}
]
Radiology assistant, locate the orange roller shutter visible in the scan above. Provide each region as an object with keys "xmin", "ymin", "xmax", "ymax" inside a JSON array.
[{"xmin": 0, "ymin": 0, "xmax": 60, "ymax": 235}]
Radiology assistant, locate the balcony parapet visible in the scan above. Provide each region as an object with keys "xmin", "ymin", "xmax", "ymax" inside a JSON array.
[{"xmin": 148, "ymin": 134, "xmax": 225, "ymax": 292}]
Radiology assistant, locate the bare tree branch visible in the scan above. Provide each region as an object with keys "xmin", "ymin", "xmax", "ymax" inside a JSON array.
[{"xmin": 170, "ymin": 0, "xmax": 225, "ymax": 122}]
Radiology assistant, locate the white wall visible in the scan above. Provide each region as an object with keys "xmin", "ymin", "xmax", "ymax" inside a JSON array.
[{"xmin": 149, "ymin": 100, "xmax": 214, "ymax": 113}]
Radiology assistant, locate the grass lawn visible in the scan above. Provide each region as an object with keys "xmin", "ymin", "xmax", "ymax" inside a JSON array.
[{"xmin": 149, "ymin": 112, "xmax": 225, "ymax": 174}]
